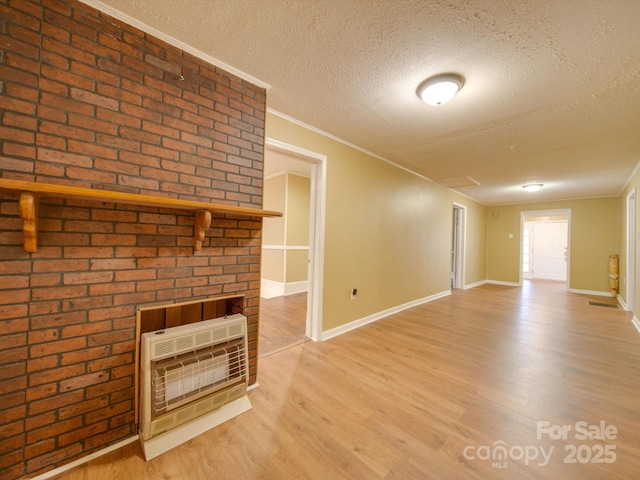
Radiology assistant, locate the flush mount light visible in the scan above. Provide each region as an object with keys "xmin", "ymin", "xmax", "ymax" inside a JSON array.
[
  {"xmin": 417, "ymin": 73, "xmax": 464, "ymax": 106},
  {"xmin": 523, "ymin": 184, "xmax": 543, "ymax": 192}
]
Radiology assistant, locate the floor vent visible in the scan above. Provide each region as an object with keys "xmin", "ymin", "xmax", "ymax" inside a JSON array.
[{"xmin": 588, "ymin": 301, "xmax": 619, "ymax": 309}]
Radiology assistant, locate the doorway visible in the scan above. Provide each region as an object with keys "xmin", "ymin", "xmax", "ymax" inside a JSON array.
[
  {"xmin": 259, "ymin": 139, "xmax": 326, "ymax": 356},
  {"xmin": 626, "ymin": 188, "xmax": 635, "ymax": 311},
  {"xmin": 521, "ymin": 210, "xmax": 570, "ymax": 285},
  {"xmin": 451, "ymin": 203, "xmax": 466, "ymax": 289}
]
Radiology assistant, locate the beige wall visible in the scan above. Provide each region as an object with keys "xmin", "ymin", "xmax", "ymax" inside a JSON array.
[
  {"xmin": 487, "ymin": 197, "xmax": 619, "ymax": 292},
  {"xmin": 261, "ymin": 172, "xmax": 310, "ymax": 286},
  {"xmin": 287, "ymin": 174, "xmax": 311, "ymax": 246},
  {"xmin": 262, "ymin": 175, "xmax": 286, "ymax": 245},
  {"xmin": 618, "ymin": 173, "xmax": 640, "ymax": 313},
  {"xmin": 266, "ymin": 112, "xmax": 487, "ymax": 331}
]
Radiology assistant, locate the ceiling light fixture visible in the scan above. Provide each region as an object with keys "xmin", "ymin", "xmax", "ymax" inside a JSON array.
[
  {"xmin": 523, "ymin": 184, "xmax": 543, "ymax": 192},
  {"xmin": 417, "ymin": 73, "xmax": 464, "ymax": 106}
]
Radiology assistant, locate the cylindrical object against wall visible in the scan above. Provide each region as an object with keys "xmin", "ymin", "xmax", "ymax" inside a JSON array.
[{"xmin": 608, "ymin": 254, "xmax": 619, "ymax": 297}]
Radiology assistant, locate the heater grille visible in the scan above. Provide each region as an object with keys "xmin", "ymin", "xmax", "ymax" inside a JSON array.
[{"xmin": 140, "ymin": 314, "xmax": 248, "ymax": 443}]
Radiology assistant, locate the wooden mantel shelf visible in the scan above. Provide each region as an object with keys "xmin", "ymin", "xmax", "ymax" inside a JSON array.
[{"xmin": 0, "ymin": 179, "xmax": 282, "ymax": 253}]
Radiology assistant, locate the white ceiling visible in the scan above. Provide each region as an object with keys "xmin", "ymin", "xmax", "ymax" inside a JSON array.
[{"xmin": 89, "ymin": 0, "xmax": 640, "ymax": 205}]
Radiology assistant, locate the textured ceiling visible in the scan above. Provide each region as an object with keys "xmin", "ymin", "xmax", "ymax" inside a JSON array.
[{"xmin": 87, "ymin": 0, "xmax": 640, "ymax": 205}]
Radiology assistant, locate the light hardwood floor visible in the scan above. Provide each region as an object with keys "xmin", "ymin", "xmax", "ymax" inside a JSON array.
[
  {"xmin": 51, "ymin": 281, "xmax": 640, "ymax": 479},
  {"xmin": 258, "ymin": 292, "xmax": 308, "ymax": 358}
]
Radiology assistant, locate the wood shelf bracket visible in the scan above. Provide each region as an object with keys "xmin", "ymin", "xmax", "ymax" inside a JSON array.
[
  {"xmin": 0, "ymin": 179, "xmax": 281, "ymax": 254},
  {"xmin": 194, "ymin": 210, "xmax": 212, "ymax": 252},
  {"xmin": 19, "ymin": 192, "xmax": 39, "ymax": 253}
]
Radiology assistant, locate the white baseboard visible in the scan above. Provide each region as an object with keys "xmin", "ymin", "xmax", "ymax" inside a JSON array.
[
  {"xmin": 463, "ymin": 280, "xmax": 487, "ymax": 289},
  {"xmin": 321, "ymin": 290, "xmax": 451, "ymax": 341},
  {"xmin": 260, "ymin": 279, "xmax": 284, "ymax": 298},
  {"xmin": 632, "ymin": 316, "xmax": 640, "ymax": 335},
  {"xmin": 284, "ymin": 280, "xmax": 307, "ymax": 296},
  {"xmin": 31, "ymin": 435, "xmax": 139, "ymax": 480},
  {"xmin": 617, "ymin": 295, "xmax": 628, "ymax": 311},
  {"xmin": 140, "ymin": 396, "xmax": 252, "ymax": 461},
  {"xmin": 261, "ymin": 279, "xmax": 307, "ymax": 298},
  {"xmin": 568, "ymin": 288, "xmax": 613, "ymax": 297},
  {"xmin": 486, "ymin": 280, "xmax": 521, "ymax": 287}
]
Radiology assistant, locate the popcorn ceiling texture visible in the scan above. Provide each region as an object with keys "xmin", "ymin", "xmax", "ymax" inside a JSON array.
[
  {"xmin": 0, "ymin": 1, "xmax": 266, "ymax": 478},
  {"xmin": 95, "ymin": 0, "xmax": 640, "ymax": 205}
]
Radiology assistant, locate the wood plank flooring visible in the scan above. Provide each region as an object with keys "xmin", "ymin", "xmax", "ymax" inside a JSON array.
[
  {"xmin": 50, "ymin": 281, "xmax": 640, "ymax": 479},
  {"xmin": 258, "ymin": 292, "xmax": 308, "ymax": 357}
]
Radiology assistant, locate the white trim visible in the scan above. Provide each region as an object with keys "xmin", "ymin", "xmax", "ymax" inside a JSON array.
[
  {"xmin": 268, "ymin": 109, "xmax": 486, "ymax": 206},
  {"xmin": 632, "ymin": 316, "xmax": 640, "ymax": 335},
  {"xmin": 265, "ymin": 139, "xmax": 326, "ymax": 342},
  {"xmin": 626, "ymin": 188, "xmax": 636, "ymax": 314},
  {"xmin": 78, "ymin": 1, "xmax": 269, "ymax": 89},
  {"xmin": 265, "ymin": 170, "xmax": 311, "ymax": 181},
  {"xmin": 261, "ymin": 279, "xmax": 285, "ymax": 298},
  {"xmin": 31, "ymin": 435, "xmax": 139, "ymax": 480},
  {"xmin": 140, "ymin": 396, "xmax": 252, "ymax": 461},
  {"xmin": 617, "ymin": 295, "xmax": 628, "ymax": 311},
  {"xmin": 452, "ymin": 202, "xmax": 467, "ymax": 289},
  {"xmin": 464, "ymin": 279, "xmax": 487, "ymax": 289},
  {"xmin": 261, "ymin": 279, "xmax": 309, "ymax": 298},
  {"xmin": 568, "ymin": 288, "xmax": 613, "ymax": 297},
  {"xmin": 285, "ymin": 280, "xmax": 308, "ymax": 296},
  {"xmin": 620, "ymin": 159, "xmax": 640, "ymax": 195},
  {"xmin": 520, "ymin": 209, "xmax": 571, "ymax": 288},
  {"xmin": 264, "ymin": 170, "xmax": 288, "ymax": 181},
  {"xmin": 321, "ymin": 290, "xmax": 451, "ymax": 341},
  {"xmin": 262, "ymin": 245, "xmax": 309, "ymax": 251},
  {"xmin": 486, "ymin": 280, "xmax": 521, "ymax": 287}
]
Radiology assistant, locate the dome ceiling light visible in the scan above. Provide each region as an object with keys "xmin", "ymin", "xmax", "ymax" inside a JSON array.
[
  {"xmin": 523, "ymin": 184, "xmax": 544, "ymax": 192},
  {"xmin": 417, "ymin": 73, "xmax": 464, "ymax": 106}
]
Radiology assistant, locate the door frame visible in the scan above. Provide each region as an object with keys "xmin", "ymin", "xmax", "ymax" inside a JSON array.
[
  {"xmin": 451, "ymin": 202, "xmax": 466, "ymax": 289},
  {"xmin": 520, "ymin": 209, "xmax": 571, "ymax": 288},
  {"xmin": 626, "ymin": 188, "xmax": 636, "ymax": 311},
  {"xmin": 265, "ymin": 138, "xmax": 326, "ymax": 342}
]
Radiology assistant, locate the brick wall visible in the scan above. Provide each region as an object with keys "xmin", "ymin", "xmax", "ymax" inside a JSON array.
[{"xmin": 0, "ymin": 1, "xmax": 266, "ymax": 478}]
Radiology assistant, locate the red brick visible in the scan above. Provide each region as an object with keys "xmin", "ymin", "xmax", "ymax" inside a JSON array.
[
  {"xmin": 0, "ymin": 376, "xmax": 26, "ymax": 396},
  {"xmin": 26, "ymin": 356, "xmax": 59, "ymax": 374},
  {"xmin": 88, "ymin": 306, "xmax": 134, "ymax": 323},
  {"xmin": 31, "ymin": 285, "xmax": 87, "ymax": 302},
  {"xmin": 84, "ymin": 424, "xmax": 132, "ymax": 451},
  {"xmin": 0, "ymin": 317, "xmax": 28, "ymax": 334},
  {"xmin": 28, "ymin": 389, "xmax": 84, "ymax": 416},
  {"xmin": 62, "ymin": 296, "xmax": 112, "ymax": 312},
  {"xmin": 26, "ymin": 416, "xmax": 83, "ymax": 445},
  {"xmin": 36, "ymin": 148, "xmax": 92, "ymax": 168},
  {"xmin": 59, "ymin": 371, "xmax": 108, "ymax": 392},
  {"xmin": 29, "ymin": 364, "xmax": 85, "ymax": 388},
  {"xmin": 23, "ymin": 439, "xmax": 56, "ymax": 462},
  {"xmin": 24, "ymin": 411, "xmax": 56, "ymax": 433},
  {"xmin": 0, "ymin": 405, "xmax": 24, "ymax": 428},
  {"xmin": 0, "ymin": 436, "xmax": 25, "ymax": 461},
  {"xmin": 60, "ymin": 345, "xmax": 110, "ymax": 366},
  {"xmin": 3, "ymin": 143, "xmax": 37, "ymax": 160},
  {"xmin": 29, "ymin": 337, "xmax": 86, "ymax": 358},
  {"xmin": 63, "ymin": 271, "xmax": 113, "ymax": 285},
  {"xmin": 0, "ymin": 126, "xmax": 34, "ymax": 144},
  {"xmin": 87, "ymin": 330, "xmax": 132, "ymax": 347},
  {"xmin": 27, "ymin": 329, "xmax": 60, "ymax": 345},
  {"xmin": 58, "ymin": 395, "xmax": 108, "ymax": 421},
  {"xmin": 69, "ymin": 87, "xmax": 118, "ymax": 110},
  {"xmin": 0, "ymin": 446, "xmax": 24, "ymax": 476},
  {"xmin": 96, "ymin": 107, "xmax": 141, "ymax": 129},
  {"xmin": 85, "ymin": 377, "xmax": 131, "ymax": 400},
  {"xmin": 25, "ymin": 442, "xmax": 82, "ymax": 475},
  {"xmin": 38, "ymin": 121, "xmax": 94, "ymax": 143}
]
